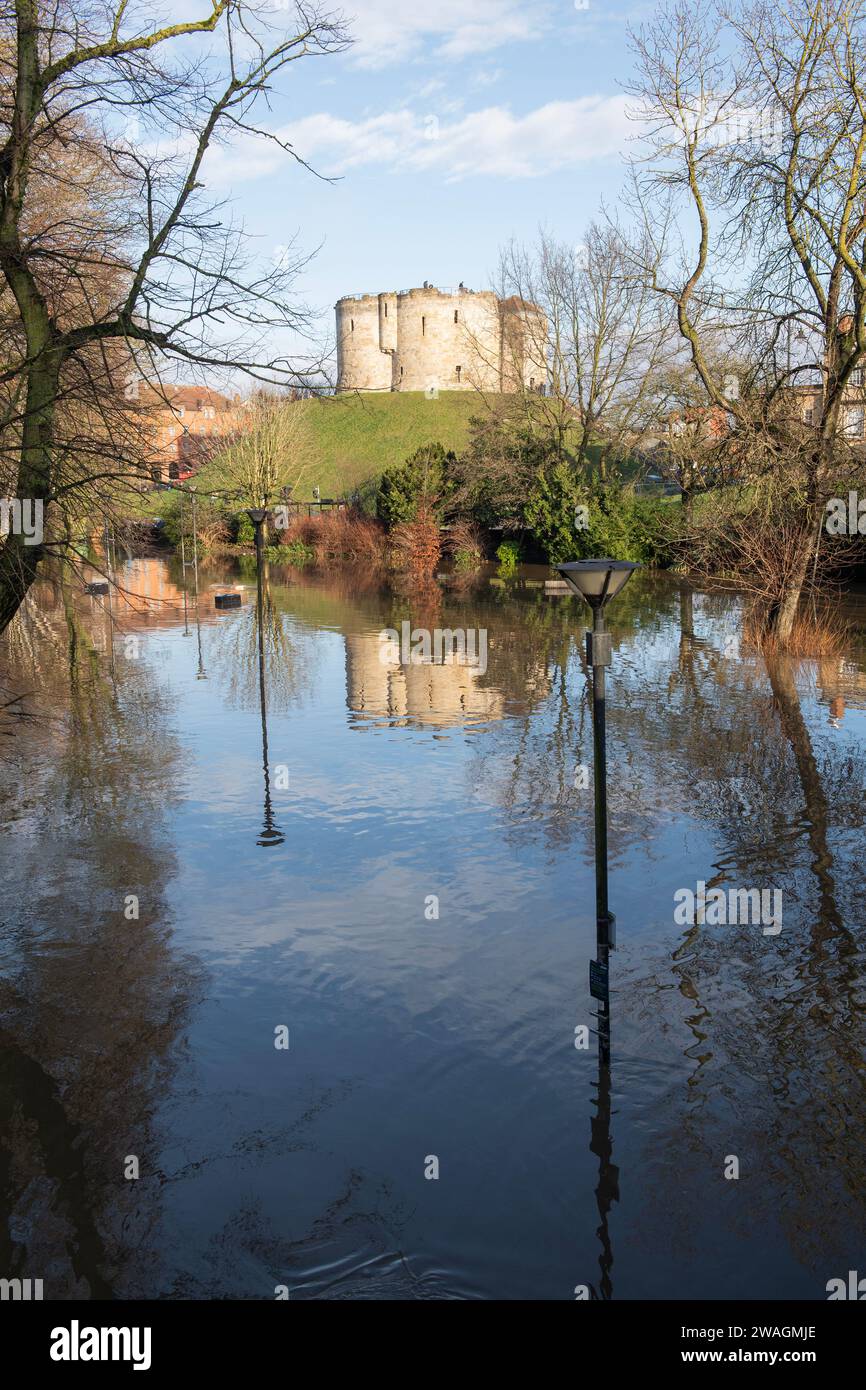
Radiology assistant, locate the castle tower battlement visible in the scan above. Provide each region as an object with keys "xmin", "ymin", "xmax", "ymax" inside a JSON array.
[{"xmin": 335, "ymin": 285, "xmax": 547, "ymax": 395}]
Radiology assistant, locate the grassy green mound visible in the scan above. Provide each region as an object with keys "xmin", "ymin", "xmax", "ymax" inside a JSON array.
[{"xmin": 299, "ymin": 391, "xmax": 497, "ymax": 498}]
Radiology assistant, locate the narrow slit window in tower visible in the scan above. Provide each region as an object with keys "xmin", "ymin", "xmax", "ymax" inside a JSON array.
[
  {"xmin": 454, "ymin": 311, "xmax": 458, "ymax": 323},
  {"xmin": 456, "ymin": 365, "xmax": 462, "ymax": 382},
  {"xmin": 422, "ymin": 316, "xmax": 426, "ymax": 336}
]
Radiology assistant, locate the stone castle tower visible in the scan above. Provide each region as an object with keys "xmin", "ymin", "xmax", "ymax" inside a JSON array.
[{"xmin": 335, "ymin": 285, "xmax": 547, "ymax": 394}]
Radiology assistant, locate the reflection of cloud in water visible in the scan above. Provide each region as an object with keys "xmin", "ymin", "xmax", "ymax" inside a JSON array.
[{"xmin": 0, "ymin": 580, "xmax": 203, "ymax": 1298}]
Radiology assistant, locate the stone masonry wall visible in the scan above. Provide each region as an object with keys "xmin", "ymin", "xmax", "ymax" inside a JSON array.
[{"xmin": 335, "ymin": 286, "xmax": 546, "ymax": 394}]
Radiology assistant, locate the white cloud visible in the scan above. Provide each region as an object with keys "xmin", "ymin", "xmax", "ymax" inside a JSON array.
[
  {"xmin": 292, "ymin": 98, "xmax": 629, "ymax": 180},
  {"xmin": 471, "ymin": 68, "xmax": 505, "ymax": 89},
  {"xmin": 202, "ymin": 97, "xmax": 631, "ymax": 186},
  {"xmin": 337, "ymin": 0, "xmax": 550, "ymax": 67},
  {"xmin": 415, "ymin": 78, "xmax": 448, "ymax": 100}
]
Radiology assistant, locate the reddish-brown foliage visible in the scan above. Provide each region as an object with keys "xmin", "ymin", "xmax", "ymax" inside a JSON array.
[
  {"xmin": 388, "ymin": 505, "xmax": 442, "ymax": 578},
  {"xmin": 277, "ymin": 508, "xmax": 387, "ymax": 567}
]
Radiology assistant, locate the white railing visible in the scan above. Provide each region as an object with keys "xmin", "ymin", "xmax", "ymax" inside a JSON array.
[
  {"xmin": 340, "ymin": 285, "xmax": 477, "ymax": 301},
  {"xmin": 396, "ymin": 285, "xmax": 472, "ymax": 296}
]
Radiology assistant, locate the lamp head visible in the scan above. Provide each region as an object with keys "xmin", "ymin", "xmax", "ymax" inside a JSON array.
[
  {"xmin": 554, "ymin": 558, "xmax": 639, "ymax": 609},
  {"xmin": 247, "ymin": 508, "xmax": 267, "ymax": 526}
]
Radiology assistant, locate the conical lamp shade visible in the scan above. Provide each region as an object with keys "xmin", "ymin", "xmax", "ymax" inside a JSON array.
[{"xmin": 554, "ymin": 559, "xmax": 639, "ymax": 607}]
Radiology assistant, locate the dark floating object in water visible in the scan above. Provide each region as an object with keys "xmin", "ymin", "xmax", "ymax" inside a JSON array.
[
  {"xmin": 85, "ymin": 581, "xmax": 109, "ymax": 595},
  {"xmin": 214, "ymin": 592, "xmax": 242, "ymax": 609}
]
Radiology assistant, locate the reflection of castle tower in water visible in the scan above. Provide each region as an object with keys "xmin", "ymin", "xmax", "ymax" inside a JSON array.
[
  {"xmin": 344, "ymin": 631, "xmax": 505, "ymax": 728},
  {"xmin": 816, "ymin": 654, "xmax": 866, "ymax": 721}
]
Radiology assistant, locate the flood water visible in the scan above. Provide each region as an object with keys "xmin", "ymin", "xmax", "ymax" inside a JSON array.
[{"xmin": 2, "ymin": 554, "xmax": 866, "ymax": 1300}]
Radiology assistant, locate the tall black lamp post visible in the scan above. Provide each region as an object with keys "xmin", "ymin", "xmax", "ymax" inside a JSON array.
[
  {"xmin": 247, "ymin": 506, "xmax": 267, "ymax": 572},
  {"xmin": 555, "ymin": 558, "xmax": 638, "ymax": 1059},
  {"xmin": 247, "ymin": 506, "xmax": 268, "ymax": 676},
  {"xmin": 246, "ymin": 506, "xmax": 283, "ymax": 847}
]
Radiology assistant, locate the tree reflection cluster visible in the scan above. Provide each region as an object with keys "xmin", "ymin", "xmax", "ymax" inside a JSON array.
[{"xmin": 2, "ymin": 556, "xmax": 866, "ymax": 1296}]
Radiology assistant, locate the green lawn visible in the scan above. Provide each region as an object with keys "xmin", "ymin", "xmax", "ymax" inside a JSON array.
[
  {"xmin": 112, "ymin": 390, "xmax": 495, "ymax": 522},
  {"xmin": 300, "ymin": 390, "xmax": 494, "ymax": 498},
  {"xmin": 116, "ymin": 391, "xmax": 612, "ymax": 522}
]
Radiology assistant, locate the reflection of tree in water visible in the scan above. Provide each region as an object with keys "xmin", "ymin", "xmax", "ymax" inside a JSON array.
[
  {"xmin": 2, "ymin": 567, "xmax": 431, "ymax": 1296},
  {"xmin": 0, "ymin": 571, "xmax": 202, "ymax": 1297},
  {"xmin": 470, "ymin": 643, "xmax": 589, "ymax": 854},
  {"xmin": 617, "ymin": 597, "xmax": 866, "ymax": 1278},
  {"xmin": 460, "ymin": 571, "xmax": 866, "ymax": 1276},
  {"xmin": 465, "ymin": 580, "xmax": 669, "ymax": 856},
  {"xmin": 203, "ymin": 569, "xmax": 319, "ymax": 716}
]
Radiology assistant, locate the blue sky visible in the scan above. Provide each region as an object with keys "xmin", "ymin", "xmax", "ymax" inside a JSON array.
[{"xmin": 195, "ymin": 1, "xmax": 655, "ymax": 342}]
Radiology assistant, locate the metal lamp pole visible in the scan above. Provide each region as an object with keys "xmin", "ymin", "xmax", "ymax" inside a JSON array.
[
  {"xmin": 586, "ymin": 591, "xmax": 614, "ymax": 1063},
  {"xmin": 588, "ymin": 598, "xmax": 613, "ymax": 955},
  {"xmin": 555, "ymin": 558, "xmax": 639, "ymax": 1065},
  {"xmin": 246, "ymin": 506, "xmax": 283, "ymax": 847}
]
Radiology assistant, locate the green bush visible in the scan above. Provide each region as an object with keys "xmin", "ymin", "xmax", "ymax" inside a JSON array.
[
  {"xmin": 153, "ymin": 491, "xmax": 183, "ymax": 548},
  {"xmin": 265, "ymin": 541, "xmax": 316, "ymax": 566},
  {"xmin": 453, "ymin": 549, "xmax": 478, "ymax": 571},
  {"xmin": 235, "ymin": 513, "xmax": 256, "ymax": 546},
  {"xmin": 495, "ymin": 539, "xmax": 522, "ymax": 572},
  {"xmin": 453, "ymin": 417, "xmax": 561, "ymax": 529},
  {"xmin": 523, "ymin": 466, "xmax": 670, "ymax": 565},
  {"xmin": 523, "ymin": 461, "xmax": 588, "ymax": 564},
  {"xmin": 376, "ymin": 442, "xmax": 454, "ymax": 531},
  {"xmin": 579, "ymin": 484, "xmax": 670, "ymax": 564}
]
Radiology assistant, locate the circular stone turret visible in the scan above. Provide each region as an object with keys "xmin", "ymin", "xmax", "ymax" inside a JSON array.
[
  {"xmin": 335, "ymin": 294, "xmax": 392, "ymax": 393},
  {"xmin": 499, "ymin": 297, "xmax": 549, "ymax": 392},
  {"xmin": 391, "ymin": 287, "xmax": 501, "ymax": 394}
]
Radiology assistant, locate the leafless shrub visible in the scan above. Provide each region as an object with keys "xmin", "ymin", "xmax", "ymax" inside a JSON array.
[
  {"xmin": 277, "ymin": 509, "xmax": 388, "ymax": 568},
  {"xmin": 388, "ymin": 505, "xmax": 443, "ymax": 578}
]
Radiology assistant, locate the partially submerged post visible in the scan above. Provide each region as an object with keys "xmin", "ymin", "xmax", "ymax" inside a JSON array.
[
  {"xmin": 190, "ymin": 487, "xmax": 199, "ymax": 591},
  {"xmin": 247, "ymin": 506, "xmax": 283, "ymax": 848},
  {"xmin": 555, "ymin": 558, "xmax": 638, "ymax": 1062}
]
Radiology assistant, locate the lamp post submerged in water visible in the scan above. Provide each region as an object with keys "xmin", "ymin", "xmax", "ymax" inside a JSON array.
[
  {"xmin": 247, "ymin": 506, "xmax": 284, "ymax": 848},
  {"xmin": 555, "ymin": 558, "xmax": 638, "ymax": 1060}
]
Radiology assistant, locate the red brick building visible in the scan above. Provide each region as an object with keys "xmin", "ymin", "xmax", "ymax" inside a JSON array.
[{"xmin": 142, "ymin": 385, "xmax": 247, "ymax": 482}]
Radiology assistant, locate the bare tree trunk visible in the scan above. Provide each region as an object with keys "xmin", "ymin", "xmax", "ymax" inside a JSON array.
[
  {"xmin": 765, "ymin": 655, "xmax": 844, "ymax": 937},
  {"xmin": 0, "ymin": 351, "xmax": 60, "ymax": 631},
  {"xmin": 577, "ymin": 416, "xmax": 592, "ymax": 475},
  {"xmin": 770, "ymin": 468, "xmax": 820, "ymax": 644},
  {"xmin": 599, "ymin": 441, "xmax": 613, "ymax": 484},
  {"xmin": 772, "ymin": 537, "xmax": 813, "ymax": 645}
]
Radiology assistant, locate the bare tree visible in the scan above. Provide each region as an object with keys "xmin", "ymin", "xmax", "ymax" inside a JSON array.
[
  {"xmin": 205, "ymin": 390, "xmax": 313, "ymax": 514},
  {"xmin": 0, "ymin": 0, "xmax": 348, "ymax": 632},
  {"xmin": 626, "ymin": 0, "xmax": 866, "ymax": 643},
  {"xmin": 640, "ymin": 359, "xmax": 735, "ymax": 524},
  {"xmin": 496, "ymin": 223, "xmax": 673, "ymax": 473}
]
